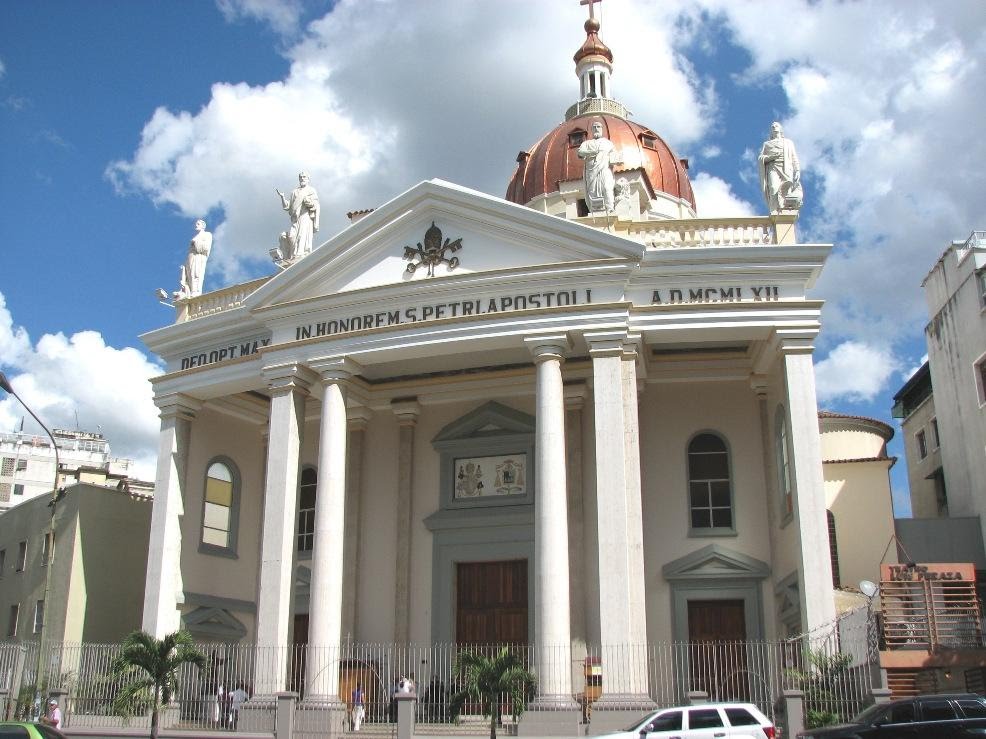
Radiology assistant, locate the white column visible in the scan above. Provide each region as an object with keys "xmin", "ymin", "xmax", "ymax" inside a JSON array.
[
  {"xmin": 254, "ymin": 364, "xmax": 314, "ymax": 697},
  {"xmin": 782, "ymin": 347, "xmax": 837, "ymax": 631},
  {"xmin": 306, "ymin": 360, "xmax": 356, "ymax": 702},
  {"xmin": 142, "ymin": 393, "xmax": 200, "ymax": 637},
  {"xmin": 526, "ymin": 336, "xmax": 576, "ymax": 708},
  {"xmin": 585, "ymin": 331, "xmax": 652, "ymax": 708},
  {"xmin": 342, "ymin": 407, "xmax": 371, "ymax": 641},
  {"xmin": 564, "ymin": 384, "xmax": 587, "ymax": 651},
  {"xmin": 392, "ymin": 399, "xmax": 420, "ymax": 644}
]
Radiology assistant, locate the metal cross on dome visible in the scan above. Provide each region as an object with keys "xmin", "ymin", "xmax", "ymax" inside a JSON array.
[{"xmin": 580, "ymin": 0, "xmax": 601, "ymax": 20}]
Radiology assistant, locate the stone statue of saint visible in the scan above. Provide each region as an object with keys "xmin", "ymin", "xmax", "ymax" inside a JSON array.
[
  {"xmin": 758, "ymin": 121, "xmax": 802, "ymax": 212},
  {"xmin": 175, "ymin": 219, "xmax": 213, "ymax": 299},
  {"xmin": 275, "ymin": 171, "xmax": 320, "ymax": 260},
  {"xmin": 578, "ymin": 120, "xmax": 620, "ymax": 212}
]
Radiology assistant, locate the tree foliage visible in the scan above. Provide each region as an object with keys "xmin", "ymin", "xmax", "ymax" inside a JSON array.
[
  {"xmin": 111, "ymin": 630, "xmax": 205, "ymax": 739},
  {"xmin": 448, "ymin": 648, "xmax": 536, "ymax": 739},
  {"xmin": 786, "ymin": 647, "xmax": 853, "ymax": 728}
]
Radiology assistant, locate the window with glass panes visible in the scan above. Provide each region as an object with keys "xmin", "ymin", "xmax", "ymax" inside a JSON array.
[
  {"xmin": 297, "ymin": 468, "xmax": 317, "ymax": 552},
  {"xmin": 687, "ymin": 433, "xmax": 733, "ymax": 531},
  {"xmin": 202, "ymin": 461, "xmax": 235, "ymax": 549}
]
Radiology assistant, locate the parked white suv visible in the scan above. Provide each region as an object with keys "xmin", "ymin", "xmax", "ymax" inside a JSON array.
[{"xmin": 601, "ymin": 702, "xmax": 776, "ymax": 738}]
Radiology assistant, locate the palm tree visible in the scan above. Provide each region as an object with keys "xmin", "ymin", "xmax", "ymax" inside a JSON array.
[
  {"xmin": 111, "ymin": 629, "xmax": 205, "ymax": 739},
  {"xmin": 448, "ymin": 647, "xmax": 536, "ymax": 739}
]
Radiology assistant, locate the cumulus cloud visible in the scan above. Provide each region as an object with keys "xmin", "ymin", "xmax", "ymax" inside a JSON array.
[
  {"xmin": 815, "ymin": 341, "xmax": 900, "ymax": 403},
  {"xmin": 106, "ymin": 0, "xmax": 714, "ymax": 284},
  {"xmin": 215, "ymin": 0, "xmax": 305, "ymax": 36},
  {"xmin": 690, "ymin": 172, "xmax": 755, "ymax": 217},
  {"xmin": 0, "ymin": 292, "xmax": 162, "ymax": 481}
]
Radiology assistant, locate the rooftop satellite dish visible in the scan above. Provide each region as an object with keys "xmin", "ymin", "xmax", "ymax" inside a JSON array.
[{"xmin": 859, "ymin": 580, "xmax": 878, "ymax": 598}]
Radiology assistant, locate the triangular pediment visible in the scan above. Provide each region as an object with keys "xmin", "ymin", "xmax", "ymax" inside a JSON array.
[
  {"xmin": 663, "ymin": 544, "xmax": 770, "ymax": 581},
  {"xmin": 432, "ymin": 401, "xmax": 535, "ymax": 444},
  {"xmin": 182, "ymin": 606, "xmax": 247, "ymax": 641},
  {"xmin": 245, "ymin": 179, "xmax": 642, "ymax": 312}
]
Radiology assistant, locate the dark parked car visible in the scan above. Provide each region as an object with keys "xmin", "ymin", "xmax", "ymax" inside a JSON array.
[{"xmin": 797, "ymin": 693, "xmax": 986, "ymax": 737}]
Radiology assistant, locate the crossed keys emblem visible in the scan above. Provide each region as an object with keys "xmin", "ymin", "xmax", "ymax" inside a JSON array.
[{"xmin": 402, "ymin": 222, "xmax": 462, "ymax": 277}]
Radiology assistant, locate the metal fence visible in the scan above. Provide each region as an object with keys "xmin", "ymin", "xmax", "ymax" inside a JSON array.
[{"xmin": 0, "ymin": 620, "xmax": 876, "ymax": 735}]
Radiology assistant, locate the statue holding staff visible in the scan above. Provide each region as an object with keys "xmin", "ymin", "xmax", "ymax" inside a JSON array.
[{"xmin": 275, "ymin": 171, "xmax": 320, "ymax": 260}]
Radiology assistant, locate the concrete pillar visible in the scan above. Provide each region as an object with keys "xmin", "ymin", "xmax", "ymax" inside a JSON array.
[
  {"xmin": 392, "ymin": 398, "xmax": 420, "ymax": 644},
  {"xmin": 276, "ymin": 691, "xmax": 297, "ymax": 739},
  {"xmin": 142, "ymin": 393, "xmax": 200, "ymax": 637},
  {"xmin": 782, "ymin": 347, "xmax": 837, "ymax": 632},
  {"xmin": 254, "ymin": 364, "xmax": 314, "ymax": 696},
  {"xmin": 395, "ymin": 691, "xmax": 416, "ymax": 739},
  {"xmin": 342, "ymin": 407, "xmax": 372, "ymax": 641},
  {"xmin": 526, "ymin": 336, "xmax": 577, "ymax": 711},
  {"xmin": 584, "ymin": 331, "xmax": 654, "ymax": 730},
  {"xmin": 782, "ymin": 689, "xmax": 804, "ymax": 737},
  {"xmin": 306, "ymin": 359, "xmax": 356, "ymax": 702}
]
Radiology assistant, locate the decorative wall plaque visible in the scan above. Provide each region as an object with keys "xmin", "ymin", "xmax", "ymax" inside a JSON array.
[
  {"xmin": 403, "ymin": 222, "xmax": 462, "ymax": 277},
  {"xmin": 453, "ymin": 454, "xmax": 526, "ymax": 499}
]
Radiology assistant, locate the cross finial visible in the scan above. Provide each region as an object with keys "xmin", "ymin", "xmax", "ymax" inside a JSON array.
[{"xmin": 580, "ymin": 0, "xmax": 601, "ymax": 21}]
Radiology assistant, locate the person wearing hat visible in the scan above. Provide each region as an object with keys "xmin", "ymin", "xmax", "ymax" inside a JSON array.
[{"xmin": 43, "ymin": 698, "xmax": 62, "ymax": 729}]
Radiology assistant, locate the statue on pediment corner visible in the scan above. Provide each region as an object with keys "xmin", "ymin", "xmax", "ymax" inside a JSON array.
[{"xmin": 758, "ymin": 121, "xmax": 803, "ymax": 213}]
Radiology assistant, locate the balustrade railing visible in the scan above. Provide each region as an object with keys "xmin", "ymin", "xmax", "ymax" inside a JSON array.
[
  {"xmin": 633, "ymin": 217, "xmax": 775, "ymax": 249},
  {"xmin": 176, "ymin": 276, "xmax": 271, "ymax": 323}
]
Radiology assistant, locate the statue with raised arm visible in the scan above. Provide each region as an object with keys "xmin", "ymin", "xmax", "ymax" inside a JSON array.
[
  {"xmin": 275, "ymin": 171, "xmax": 320, "ymax": 260},
  {"xmin": 175, "ymin": 219, "xmax": 213, "ymax": 299},
  {"xmin": 758, "ymin": 121, "xmax": 802, "ymax": 213},
  {"xmin": 578, "ymin": 120, "xmax": 620, "ymax": 212}
]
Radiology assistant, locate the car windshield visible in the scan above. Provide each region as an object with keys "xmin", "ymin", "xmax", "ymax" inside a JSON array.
[
  {"xmin": 624, "ymin": 714, "xmax": 655, "ymax": 732},
  {"xmin": 852, "ymin": 703, "xmax": 888, "ymax": 724}
]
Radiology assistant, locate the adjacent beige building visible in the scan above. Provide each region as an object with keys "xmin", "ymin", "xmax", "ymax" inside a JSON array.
[
  {"xmin": 819, "ymin": 411, "xmax": 898, "ymax": 597},
  {"xmin": 0, "ymin": 481, "xmax": 152, "ymax": 644}
]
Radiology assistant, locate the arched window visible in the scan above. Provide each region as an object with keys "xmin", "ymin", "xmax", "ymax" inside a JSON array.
[
  {"xmin": 297, "ymin": 467, "xmax": 317, "ymax": 553},
  {"xmin": 827, "ymin": 510, "xmax": 841, "ymax": 588},
  {"xmin": 775, "ymin": 406, "xmax": 793, "ymax": 520},
  {"xmin": 200, "ymin": 458, "xmax": 240, "ymax": 556},
  {"xmin": 687, "ymin": 433, "xmax": 734, "ymax": 533}
]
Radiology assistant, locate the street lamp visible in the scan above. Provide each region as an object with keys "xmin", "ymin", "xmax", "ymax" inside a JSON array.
[
  {"xmin": 859, "ymin": 579, "xmax": 883, "ymax": 688},
  {"xmin": 0, "ymin": 371, "xmax": 61, "ymax": 720}
]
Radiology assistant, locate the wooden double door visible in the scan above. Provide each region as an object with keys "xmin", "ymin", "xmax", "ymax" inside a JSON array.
[
  {"xmin": 456, "ymin": 559, "xmax": 529, "ymax": 645},
  {"xmin": 688, "ymin": 599, "xmax": 749, "ymax": 701}
]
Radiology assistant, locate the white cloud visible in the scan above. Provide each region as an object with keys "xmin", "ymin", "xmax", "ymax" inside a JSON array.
[
  {"xmin": 815, "ymin": 341, "xmax": 900, "ymax": 404},
  {"xmin": 215, "ymin": 0, "xmax": 304, "ymax": 36},
  {"xmin": 690, "ymin": 172, "xmax": 755, "ymax": 217},
  {"xmin": 709, "ymin": 0, "xmax": 986, "ymax": 346},
  {"xmin": 0, "ymin": 58, "xmax": 6, "ymax": 79},
  {"xmin": 0, "ymin": 292, "xmax": 162, "ymax": 480},
  {"xmin": 107, "ymin": 0, "xmax": 714, "ymax": 285}
]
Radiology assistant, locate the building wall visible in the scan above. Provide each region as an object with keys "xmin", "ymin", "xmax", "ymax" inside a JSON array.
[
  {"xmin": 0, "ymin": 483, "xmax": 150, "ymax": 644},
  {"xmin": 924, "ymin": 240, "xmax": 986, "ymax": 542},
  {"xmin": 899, "ymin": 395, "xmax": 944, "ymax": 518}
]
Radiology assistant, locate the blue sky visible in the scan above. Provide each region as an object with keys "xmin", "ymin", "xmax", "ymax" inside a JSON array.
[{"xmin": 2, "ymin": 0, "xmax": 985, "ymax": 513}]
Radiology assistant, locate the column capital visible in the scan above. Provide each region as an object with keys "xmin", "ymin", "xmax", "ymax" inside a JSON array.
[
  {"xmin": 309, "ymin": 356, "xmax": 363, "ymax": 383},
  {"xmin": 564, "ymin": 382, "xmax": 588, "ymax": 410},
  {"xmin": 391, "ymin": 397, "xmax": 421, "ymax": 426},
  {"xmin": 525, "ymin": 334, "xmax": 571, "ymax": 363},
  {"xmin": 749, "ymin": 373, "xmax": 770, "ymax": 397},
  {"xmin": 584, "ymin": 330, "xmax": 628, "ymax": 357},
  {"xmin": 154, "ymin": 392, "xmax": 202, "ymax": 420},
  {"xmin": 347, "ymin": 405, "xmax": 373, "ymax": 431},
  {"xmin": 262, "ymin": 363, "xmax": 318, "ymax": 396}
]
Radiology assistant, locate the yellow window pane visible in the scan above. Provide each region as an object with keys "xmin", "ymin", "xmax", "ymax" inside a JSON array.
[{"xmin": 206, "ymin": 477, "xmax": 233, "ymax": 506}]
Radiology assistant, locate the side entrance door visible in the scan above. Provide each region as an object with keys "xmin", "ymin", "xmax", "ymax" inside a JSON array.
[{"xmin": 687, "ymin": 599, "xmax": 748, "ymax": 701}]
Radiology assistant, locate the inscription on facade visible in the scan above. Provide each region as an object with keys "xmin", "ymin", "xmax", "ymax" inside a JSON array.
[
  {"xmin": 180, "ymin": 337, "xmax": 271, "ymax": 370},
  {"xmin": 651, "ymin": 286, "xmax": 780, "ymax": 304},
  {"xmin": 295, "ymin": 290, "xmax": 590, "ymax": 340}
]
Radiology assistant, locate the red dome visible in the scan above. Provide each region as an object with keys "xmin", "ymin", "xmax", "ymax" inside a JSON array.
[{"xmin": 506, "ymin": 113, "xmax": 696, "ymax": 211}]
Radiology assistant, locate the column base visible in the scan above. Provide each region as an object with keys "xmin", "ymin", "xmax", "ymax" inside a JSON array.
[
  {"xmin": 585, "ymin": 694, "xmax": 657, "ymax": 736},
  {"xmin": 296, "ymin": 696, "xmax": 347, "ymax": 736},
  {"xmin": 518, "ymin": 700, "xmax": 583, "ymax": 736},
  {"xmin": 238, "ymin": 696, "xmax": 278, "ymax": 733}
]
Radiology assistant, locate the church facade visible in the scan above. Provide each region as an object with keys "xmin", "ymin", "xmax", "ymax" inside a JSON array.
[{"xmin": 140, "ymin": 9, "xmax": 836, "ymax": 727}]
